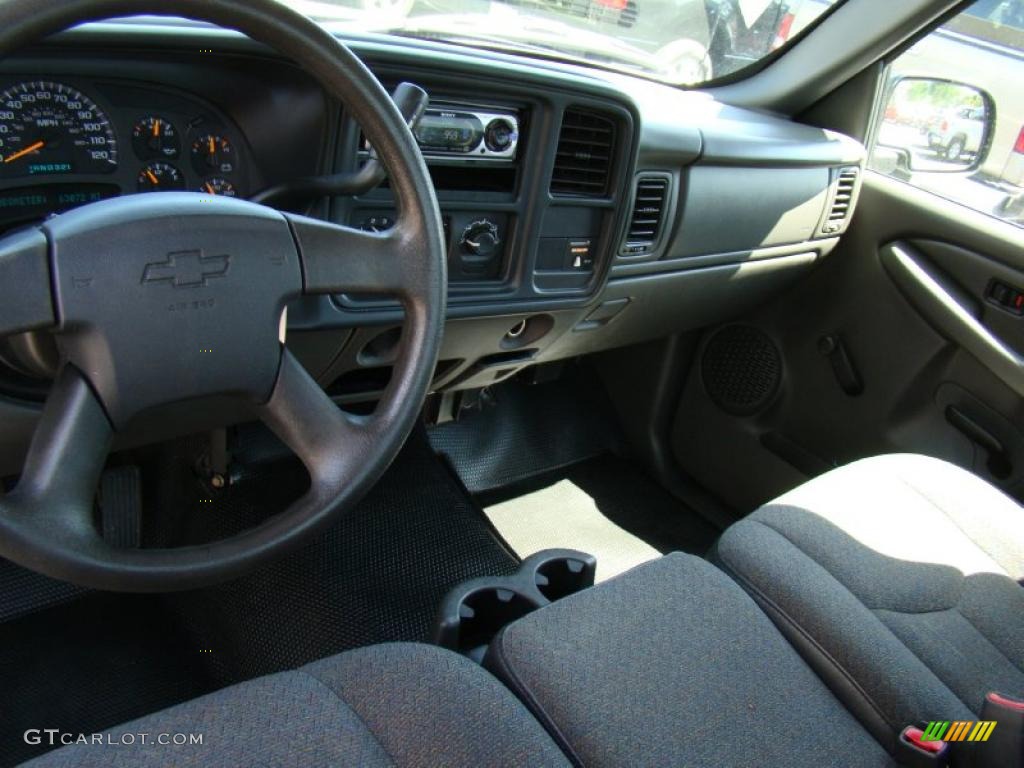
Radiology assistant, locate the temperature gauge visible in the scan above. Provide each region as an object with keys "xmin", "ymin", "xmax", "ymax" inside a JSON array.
[
  {"xmin": 132, "ymin": 117, "xmax": 180, "ymax": 160},
  {"xmin": 137, "ymin": 162, "xmax": 185, "ymax": 192},
  {"xmin": 199, "ymin": 178, "xmax": 237, "ymax": 197},
  {"xmin": 191, "ymin": 134, "xmax": 235, "ymax": 175}
]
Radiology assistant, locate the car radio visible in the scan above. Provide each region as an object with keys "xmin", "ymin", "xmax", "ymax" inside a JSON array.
[
  {"xmin": 363, "ymin": 104, "xmax": 520, "ymax": 163},
  {"xmin": 413, "ymin": 106, "xmax": 519, "ymax": 161}
]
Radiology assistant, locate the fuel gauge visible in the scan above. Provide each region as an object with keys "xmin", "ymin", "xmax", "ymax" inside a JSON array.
[
  {"xmin": 191, "ymin": 134, "xmax": 235, "ymax": 176},
  {"xmin": 138, "ymin": 162, "xmax": 185, "ymax": 192}
]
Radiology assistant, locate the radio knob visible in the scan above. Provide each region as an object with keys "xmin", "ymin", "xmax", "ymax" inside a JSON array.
[
  {"xmin": 460, "ymin": 219, "xmax": 501, "ymax": 258},
  {"xmin": 484, "ymin": 119, "xmax": 515, "ymax": 152}
]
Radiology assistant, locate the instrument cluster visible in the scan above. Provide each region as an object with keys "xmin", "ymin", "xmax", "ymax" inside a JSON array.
[{"xmin": 0, "ymin": 78, "xmax": 249, "ymax": 230}]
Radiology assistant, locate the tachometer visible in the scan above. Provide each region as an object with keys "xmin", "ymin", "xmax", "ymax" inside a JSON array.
[{"xmin": 0, "ymin": 81, "xmax": 118, "ymax": 178}]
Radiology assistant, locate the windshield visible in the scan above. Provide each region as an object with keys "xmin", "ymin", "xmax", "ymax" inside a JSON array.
[{"xmin": 283, "ymin": 0, "xmax": 841, "ymax": 85}]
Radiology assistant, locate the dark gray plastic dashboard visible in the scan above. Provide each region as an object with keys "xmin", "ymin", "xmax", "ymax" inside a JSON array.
[{"xmin": 0, "ymin": 22, "xmax": 865, "ymax": 474}]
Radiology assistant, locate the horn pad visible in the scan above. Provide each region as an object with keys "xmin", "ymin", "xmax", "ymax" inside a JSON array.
[{"xmin": 46, "ymin": 193, "xmax": 302, "ymax": 428}]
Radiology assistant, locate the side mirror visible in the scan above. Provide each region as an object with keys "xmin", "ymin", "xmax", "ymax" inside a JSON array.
[{"xmin": 873, "ymin": 77, "xmax": 996, "ymax": 173}]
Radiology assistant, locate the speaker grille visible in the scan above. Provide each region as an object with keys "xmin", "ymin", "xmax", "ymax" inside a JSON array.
[{"xmin": 701, "ymin": 325, "xmax": 781, "ymax": 416}]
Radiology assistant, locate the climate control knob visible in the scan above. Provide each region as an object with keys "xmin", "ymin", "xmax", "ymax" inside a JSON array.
[{"xmin": 460, "ymin": 219, "xmax": 501, "ymax": 258}]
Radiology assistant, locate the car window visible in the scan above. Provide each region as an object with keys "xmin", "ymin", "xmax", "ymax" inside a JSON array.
[
  {"xmin": 868, "ymin": 0, "xmax": 1024, "ymax": 229},
  {"xmin": 284, "ymin": 0, "xmax": 842, "ymax": 86}
]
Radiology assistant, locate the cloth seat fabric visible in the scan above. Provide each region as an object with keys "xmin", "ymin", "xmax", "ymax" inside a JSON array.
[
  {"xmin": 23, "ymin": 641, "xmax": 571, "ymax": 767},
  {"xmin": 486, "ymin": 552, "xmax": 893, "ymax": 767},
  {"xmin": 715, "ymin": 453, "xmax": 1024, "ymax": 753}
]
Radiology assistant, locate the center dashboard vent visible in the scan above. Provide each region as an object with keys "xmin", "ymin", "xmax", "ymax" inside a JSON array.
[
  {"xmin": 551, "ymin": 109, "xmax": 616, "ymax": 197},
  {"xmin": 622, "ymin": 175, "xmax": 670, "ymax": 255},
  {"xmin": 821, "ymin": 167, "xmax": 859, "ymax": 235}
]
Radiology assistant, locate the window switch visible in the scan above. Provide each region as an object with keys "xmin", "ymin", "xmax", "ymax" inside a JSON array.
[{"xmin": 987, "ymin": 279, "xmax": 1024, "ymax": 316}]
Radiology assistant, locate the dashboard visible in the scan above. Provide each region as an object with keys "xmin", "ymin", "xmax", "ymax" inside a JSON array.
[{"xmin": 0, "ymin": 24, "xmax": 865, "ymax": 474}]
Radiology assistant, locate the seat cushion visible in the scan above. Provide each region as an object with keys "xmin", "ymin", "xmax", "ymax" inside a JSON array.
[
  {"xmin": 23, "ymin": 642, "xmax": 570, "ymax": 767},
  {"xmin": 716, "ymin": 453, "xmax": 1024, "ymax": 751},
  {"xmin": 487, "ymin": 553, "xmax": 891, "ymax": 767}
]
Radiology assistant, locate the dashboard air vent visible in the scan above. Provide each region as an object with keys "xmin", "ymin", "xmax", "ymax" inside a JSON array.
[
  {"xmin": 623, "ymin": 176, "xmax": 670, "ymax": 255},
  {"xmin": 551, "ymin": 109, "xmax": 615, "ymax": 197},
  {"xmin": 822, "ymin": 167, "xmax": 859, "ymax": 234}
]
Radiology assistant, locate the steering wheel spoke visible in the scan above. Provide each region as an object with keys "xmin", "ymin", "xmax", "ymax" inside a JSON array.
[
  {"xmin": 288, "ymin": 214, "xmax": 413, "ymax": 298},
  {"xmin": 0, "ymin": 227, "xmax": 56, "ymax": 336},
  {"xmin": 1, "ymin": 366, "xmax": 112, "ymax": 554},
  {"xmin": 259, "ymin": 350, "xmax": 371, "ymax": 491}
]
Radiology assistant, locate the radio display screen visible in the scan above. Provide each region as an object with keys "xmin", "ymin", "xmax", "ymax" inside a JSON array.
[{"xmin": 414, "ymin": 112, "xmax": 483, "ymax": 153}]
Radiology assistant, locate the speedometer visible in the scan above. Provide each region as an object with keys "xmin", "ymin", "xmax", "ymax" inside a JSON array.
[{"xmin": 0, "ymin": 81, "xmax": 117, "ymax": 179}]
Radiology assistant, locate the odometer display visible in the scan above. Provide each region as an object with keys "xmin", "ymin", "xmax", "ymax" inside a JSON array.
[
  {"xmin": 0, "ymin": 81, "xmax": 118, "ymax": 178},
  {"xmin": 0, "ymin": 183, "xmax": 119, "ymax": 229}
]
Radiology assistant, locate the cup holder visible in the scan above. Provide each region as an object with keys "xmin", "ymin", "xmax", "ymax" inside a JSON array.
[
  {"xmin": 448, "ymin": 587, "xmax": 541, "ymax": 662},
  {"xmin": 531, "ymin": 553, "xmax": 597, "ymax": 602},
  {"xmin": 432, "ymin": 549, "xmax": 597, "ymax": 661}
]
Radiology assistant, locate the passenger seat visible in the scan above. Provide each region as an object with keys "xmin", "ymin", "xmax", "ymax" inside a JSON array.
[{"xmin": 716, "ymin": 454, "xmax": 1024, "ymax": 763}]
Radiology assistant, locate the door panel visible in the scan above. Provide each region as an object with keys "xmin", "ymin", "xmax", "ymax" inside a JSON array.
[
  {"xmin": 672, "ymin": 171, "xmax": 1024, "ymax": 513},
  {"xmin": 880, "ymin": 240, "xmax": 1024, "ymax": 397}
]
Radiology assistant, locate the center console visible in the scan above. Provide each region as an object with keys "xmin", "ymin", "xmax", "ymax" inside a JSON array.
[
  {"xmin": 354, "ymin": 101, "xmax": 522, "ymax": 282},
  {"xmin": 325, "ymin": 74, "xmax": 635, "ymax": 320}
]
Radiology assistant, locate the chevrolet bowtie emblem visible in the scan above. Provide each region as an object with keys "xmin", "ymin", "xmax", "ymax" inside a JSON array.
[{"xmin": 142, "ymin": 249, "xmax": 231, "ymax": 288}]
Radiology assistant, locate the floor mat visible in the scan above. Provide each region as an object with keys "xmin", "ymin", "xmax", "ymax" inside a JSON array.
[
  {"xmin": 429, "ymin": 366, "xmax": 622, "ymax": 494},
  {"xmin": 168, "ymin": 426, "xmax": 519, "ymax": 686},
  {"xmin": 0, "ymin": 594, "xmax": 216, "ymax": 767},
  {"xmin": 0, "ymin": 428, "xmax": 517, "ymax": 764},
  {"xmin": 480, "ymin": 455, "xmax": 720, "ymax": 582},
  {"xmin": 0, "ymin": 558, "xmax": 88, "ymax": 625}
]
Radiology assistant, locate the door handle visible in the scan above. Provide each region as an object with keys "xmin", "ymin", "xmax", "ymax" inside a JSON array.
[{"xmin": 880, "ymin": 243, "xmax": 1024, "ymax": 398}]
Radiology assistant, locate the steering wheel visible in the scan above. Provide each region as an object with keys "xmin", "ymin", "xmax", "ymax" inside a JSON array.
[{"xmin": 0, "ymin": 0, "xmax": 446, "ymax": 591}]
